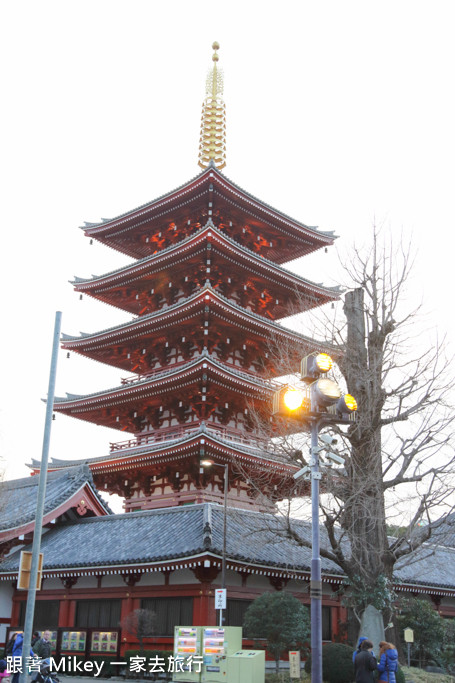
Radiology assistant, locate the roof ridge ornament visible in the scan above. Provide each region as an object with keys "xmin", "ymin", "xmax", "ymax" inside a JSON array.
[{"xmin": 198, "ymin": 42, "xmax": 226, "ymax": 171}]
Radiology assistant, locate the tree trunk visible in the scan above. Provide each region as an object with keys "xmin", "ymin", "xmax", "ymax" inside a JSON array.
[{"xmin": 342, "ymin": 289, "xmax": 392, "ymax": 590}]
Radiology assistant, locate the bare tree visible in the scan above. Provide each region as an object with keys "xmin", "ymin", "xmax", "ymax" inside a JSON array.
[
  {"xmin": 250, "ymin": 230, "xmax": 455, "ymax": 634},
  {"xmin": 120, "ymin": 608, "xmax": 156, "ymax": 654}
]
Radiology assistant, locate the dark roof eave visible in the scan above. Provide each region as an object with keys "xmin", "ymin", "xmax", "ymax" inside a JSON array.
[
  {"xmin": 72, "ymin": 224, "xmax": 341, "ymax": 299},
  {"xmin": 80, "ymin": 166, "xmax": 335, "ymax": 246}
]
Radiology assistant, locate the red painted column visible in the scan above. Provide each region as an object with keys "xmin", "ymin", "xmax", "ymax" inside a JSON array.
[
  {"xmin": 119, "ymin": 592, "xmax": 140, "ymax": 655},
  {"xmin": 58, "ymin": 598, "xmax": 71, "ymax": 627},
  {"xmin": 10, "ymin": 597, "xmax": 21, "ymax": 628},
  {"xmin": 192, "ymin": 587, "xmax": 215, "ymax": 626}
]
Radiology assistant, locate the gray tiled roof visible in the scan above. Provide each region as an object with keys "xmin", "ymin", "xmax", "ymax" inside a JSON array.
[
  {"xmin": 0, "ymin": 505, "xmax": 208, "ymax": 571},
  {"xmin": 0, "ymin": 465, "xmax": 112, "ymax": 533},
  {"xmin": 394, "ymin": 542, "xmax": 455, "ymax": 589},
  {"xmin": 427, "ymin": 513, "xmax": 455, "ymax": 548},
  {"xmin": 1, "ymin": 503, "xmax": 453, "ymax": 592},
  {"xmin": 0, "ymin": 504, "xmax": 338, "ymax": 576}
]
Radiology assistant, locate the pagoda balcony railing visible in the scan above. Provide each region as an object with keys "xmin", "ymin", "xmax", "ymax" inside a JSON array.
[
  {"xmin": 109, "ymin": 423, "xmax": 269, "ymax": 453},
  {"xmin": 120, "ymin": 359, "xmax": 198, "ymax": 385},
  {"xmin": 120, "ymin": 357, "xmax": 272, "ymax": 387}
]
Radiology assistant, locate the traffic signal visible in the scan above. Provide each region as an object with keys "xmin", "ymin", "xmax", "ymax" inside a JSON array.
[
  {"xmin": 300, "ymin": 353, "xmax": 358, "ymax": 420},
  {"xmin": 272, "ymin": 353, "xmax": 358, "ymax": 423},
  {"xmin": 300, "ymin": 352, "xmax": 333, "ymax": 383},
  {"xmin": 327, "ymin": 393, "xmax": 358, "ymax": 420},
  {"xmin": 272, "ymin": 385, "xmax": 310, "ymax": 418}
]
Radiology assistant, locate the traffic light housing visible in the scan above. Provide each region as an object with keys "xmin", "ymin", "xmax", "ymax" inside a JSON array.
[
  {"xmin": 301, "ymin": 353, "xmax": 358, "ymax": 420},
  {"xmin": 300, "ymin": 352, "xmax": 333, "ymax": 383},
  {"xmin": 272, "ymin": 385, "xmax": 311, "ymax": 418},
  {"xmin": 327, "ymin": 393, "xmax": 358, "ymax": 421},
  {"xmin": 272, "ymin": 353, "xmax": 357, "ymax": 424}
]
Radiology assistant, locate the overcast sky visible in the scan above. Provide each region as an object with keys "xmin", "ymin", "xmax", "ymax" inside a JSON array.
[{"xmin": 1, "ymin": 1, "xmax": 453, "ymax": 494}]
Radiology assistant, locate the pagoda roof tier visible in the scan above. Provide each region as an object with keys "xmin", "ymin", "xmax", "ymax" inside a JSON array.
[
  {"xmin": 61, "ymin": 284, "xmax": 334, "ymax": 374},
  {"xmin": 81, "ymin": 164, "xmax": 335, "ymax": 264},
  {"xmin": 73, "ymin": 223, "xmax": 340, "ymax": 319},
  {"xmin": 31, "ymin": 423, "xmax": 290, "ymax": 474},
  {"xmin": 29, "ymin": 427, "xmax": 307, "ymax": 510},
  {"xmin": 53, "ymin": 352, "xmax": 276, "ymax": 432}
]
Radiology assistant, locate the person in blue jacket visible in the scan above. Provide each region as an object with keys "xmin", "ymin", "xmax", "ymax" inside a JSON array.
[
  {"xmin": 11, "ymin": 633, "xmax": 35, "ymax": 683},
  {"xmin": 377, "ymin": 640, "xmax": 399, "ymax": 683},
  {"xmin": 353, "ymin": 636, "xmax": 368, "ymax": 663},
  {"xmin": 354, "ymin": 640, "xmax": 377, "ymax": 683},
  {"xmin": 353, "ymin": 636, "xmax": 376, "ymax": 663}
]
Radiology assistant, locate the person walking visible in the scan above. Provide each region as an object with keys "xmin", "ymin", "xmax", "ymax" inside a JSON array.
[
  {"xmin": 3, "ymin": 634, "xmax": 17, "ymax": 659},
  {"xmin": 11, "ymin": 633, "xmax": 35, "ymax": 683},
  {"xmin": 377, "ymin": 641, "xmax": 399, "ymax": 683},
  {"xmin": 354, "ymin": 639, "xmax": 377, "ymax": 683},
  {"xmin": 32, "ymin": 631, "xmax": 52, "ymax": 660},
  {"xmin": 31, "ymin": 633, "xmax": 40, "ymax": 648}
]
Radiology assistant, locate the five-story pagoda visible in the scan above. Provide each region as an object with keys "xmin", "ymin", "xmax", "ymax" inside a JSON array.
[{"xmin": 46, "ymin": 43, "xmax": 339, "ymax": 513}]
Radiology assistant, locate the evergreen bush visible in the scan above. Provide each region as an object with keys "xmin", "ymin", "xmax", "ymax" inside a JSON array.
[
  {"xmin": 304, "ymin": 642, "xmax": 353, "ymax": 683},
  {"xmin": 243, "ymin": 592, "xmax": 310, "ymax": 673}
]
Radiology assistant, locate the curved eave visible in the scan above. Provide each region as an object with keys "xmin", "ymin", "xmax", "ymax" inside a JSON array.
[
  {"xmin": 53, "ymin": 356, "xmax": 276, "ymax": 412},
  {"xmin": 73, "ymin": 224, "xmax": 340, "ymax": 301},
  {"xmin": 81, "ymin": 165, "xmax": 334, "ymax": 258},
  {"xmin": 40, "ymin": 430, "xmax": 294, "ymax": 474},
  {"xmin": 0, "ymin": 552, "xmax": 316, "ymax": 582},
  {"xmin": 2, "ymin": 551, "xmax": 454, "ymax": 596},
  {"xmin": 61, "ymin": 285, "xmax": 334, "ymax": 354}
]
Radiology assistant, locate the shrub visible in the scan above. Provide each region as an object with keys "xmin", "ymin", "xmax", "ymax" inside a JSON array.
[
  {"xmin": 395, "ymin": 665, "xmax": 405, "ymax": 683},
  {"xmin": 305, "ymin": 642, "xmax": 353, "ymax": 683},
  {"xmin": 397, "ymin": 597, "xmax": 444, "ymax": 667},
  {"xmin": 243, "ymin": 592, "xmax": 310, "ymax": 674}
]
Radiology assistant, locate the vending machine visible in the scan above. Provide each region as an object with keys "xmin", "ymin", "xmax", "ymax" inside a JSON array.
[
  {"xmin": 173, "ymin": 626, "xmax": 202, "ymax": 682},
  {"xmin": 201, "ymin": 627, "xmax": 243, "ymax": 683}
]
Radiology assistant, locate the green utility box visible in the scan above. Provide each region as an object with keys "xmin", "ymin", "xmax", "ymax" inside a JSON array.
[{"xmin": 227, "ymin": 650, "xmax": 265, "ymax": 683}]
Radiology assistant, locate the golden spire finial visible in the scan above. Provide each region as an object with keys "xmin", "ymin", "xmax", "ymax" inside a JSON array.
[{"xmin": 198, "ymin": 42, "xmax": 226, "ymax": 170}]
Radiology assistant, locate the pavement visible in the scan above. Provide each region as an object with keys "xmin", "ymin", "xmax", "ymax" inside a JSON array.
[
  {"xmin": 58, "ymin": 678, "xmax": 169, "ymax": 683},
  {"xmin": 58, "ymin": 678, "xmax": 145, "ymax": 683}
]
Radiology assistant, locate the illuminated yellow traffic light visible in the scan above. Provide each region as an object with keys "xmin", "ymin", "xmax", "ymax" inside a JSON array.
[
  {"xmin": 343, "ymin": 393, "xmax": 357, "ymax": 412},
  {"xmin": 300, "ymin": 352, "xmax": 333, "ymax": 383},
  {"xmin": 314, "ymin": 353, "xmax": 333, "ymax": 372},
  {"xmin": 283, "ymin": 387, "xmax": 306, "ymax": 411},
  {"xmin": 272, "ymin": 385, "xmax": 310, "ymax": 417}
]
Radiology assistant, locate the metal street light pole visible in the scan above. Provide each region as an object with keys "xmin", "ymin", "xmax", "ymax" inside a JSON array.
[
  {"xmin": 310, "ymin": 416, "xmax": 322, "ymax": 683},
  {"xmin": 20, "ymin": 311, "xmax": 62, "ymax": 683},
  {"xmin": 201, "ymin": 460, "xmax": 228, "ymax": 627},
  {"xmin": 221, "ymin": 462, "xmax": 228, "ymax": 597},
  {"xmin": 278, "ymin": 353, "xmax": 358, "ymax": 683}
]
